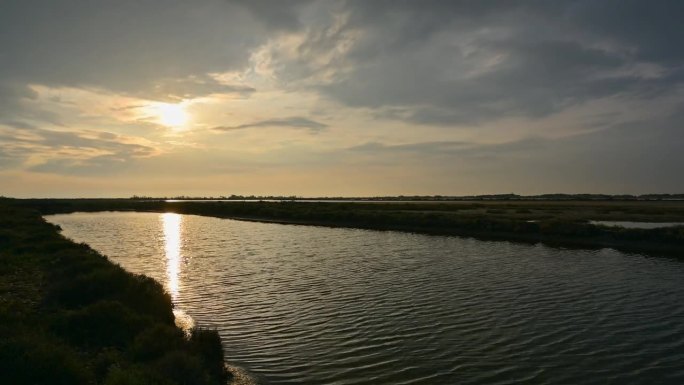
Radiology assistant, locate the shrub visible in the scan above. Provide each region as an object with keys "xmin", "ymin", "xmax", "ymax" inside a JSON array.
[
  {"xmin": 152, "ymin": 350, "xmax": 213, "ymax": 385},
  {"xmin": 52, "ymin": 300, "xmax": 148, "ymax": 349},
  {"xmin": 130, "ymin": 324, "xmax": 186, "ymax": 361},
  {"xmin": 0, "ymin": 336, "xmax": 93, "ymax": 385},
  {"xmin": 190, "ymin": 328, "xmax": 228, "ymax": 383}
]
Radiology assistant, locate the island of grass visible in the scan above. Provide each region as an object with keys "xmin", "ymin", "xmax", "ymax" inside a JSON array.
[
  {"xmin": 0, "ymin": 202, "xmax": 230, "ymax": 385},
  {"xmin": 15, "ymin": 197, "xmax": 684, "ymax": 256}
]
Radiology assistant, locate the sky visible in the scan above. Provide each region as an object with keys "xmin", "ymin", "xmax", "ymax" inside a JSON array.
[{"xmin": 1, "ymin": 0, "xmax": 683, "ymax": 197}]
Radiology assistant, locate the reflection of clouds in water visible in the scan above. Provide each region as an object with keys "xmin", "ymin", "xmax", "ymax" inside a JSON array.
[{"xmin": 162, "ymin": 213, "xmax": 181, "ymax": 301}]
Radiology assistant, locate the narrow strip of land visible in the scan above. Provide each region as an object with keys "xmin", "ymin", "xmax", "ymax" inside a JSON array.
[{"xmin": 16, "ymin": 198, "xmax": 684, "ymax": 257}]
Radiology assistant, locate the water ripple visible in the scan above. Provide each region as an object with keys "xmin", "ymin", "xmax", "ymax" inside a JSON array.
[{"xmin": 47, "ymin": 212, "xmax": 684, "ymax": 385}]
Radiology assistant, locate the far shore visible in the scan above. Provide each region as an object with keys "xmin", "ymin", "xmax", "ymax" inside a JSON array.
[{"xmin": 17, "ymin": 198, "xmax": 684, "ymax": 257}]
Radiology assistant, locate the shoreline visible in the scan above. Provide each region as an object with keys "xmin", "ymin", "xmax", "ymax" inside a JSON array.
[
  {"xmin": 26, "ymin": 198, "xmax": 684, "ymax": 258},
  {"xmin": 145, "ymin": 213, "xmax": 684, "ymax": 258}
]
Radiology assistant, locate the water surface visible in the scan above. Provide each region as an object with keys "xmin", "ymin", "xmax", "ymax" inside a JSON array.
[
  {"xmin": 47, "ymin": 212, "xmax": 684, "ymax": 384},
  {"xmin": 590, "ymin": 220, "xmax": 684, "ymax": 229}
]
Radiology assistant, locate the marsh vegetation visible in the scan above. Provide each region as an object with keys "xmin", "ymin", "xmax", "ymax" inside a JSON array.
[
  {"xmin": 18, "ymin": 198, "xmax": 684, "ymax": 255},
  {"xmin": 0, "ymin": 201, "xmax": 229, "ymax": 385}
]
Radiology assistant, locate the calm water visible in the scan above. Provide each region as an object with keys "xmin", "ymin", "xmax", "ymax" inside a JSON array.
[
  {"xmin": 46, "ymin": 212, "xmax": 684, "ymax": 385},
  {"xmin": 590, "ymin": 220, "xmax": 684, "ymax": 229}
]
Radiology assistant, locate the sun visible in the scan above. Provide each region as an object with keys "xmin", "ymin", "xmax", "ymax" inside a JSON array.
[{"xmin": 156, "ymin": 103, "xmax": 189, "ymax": 128}]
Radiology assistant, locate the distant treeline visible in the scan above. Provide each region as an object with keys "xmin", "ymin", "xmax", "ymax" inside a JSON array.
[{"xmin": 125, "ymin": 193, "xmax": 684, "ymax": 201}]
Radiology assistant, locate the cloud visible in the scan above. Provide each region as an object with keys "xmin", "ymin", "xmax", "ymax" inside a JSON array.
[
  {"xmin": 4, "ymin": 1, "xmax": 682, "ymax": 129},
  {"xmin": 0, "ymin": 125, "xmax": 159, "ymax": 175},
  {"xmin": 145, "ymin": 76, "xmax": 256, "ymax": 102},
  {"xmin": 1, "ymin": 1, "xmax": 683, "ymax": 195},
  {"xmin": 349, "ymin": 141, "xmax": 472, "ymax": 154},
  {"xmin": 248, "ymin": 1, "xmax": 684, "ymax": 127},
  {"xmin": 0, "ymin": 1, "xmax": 274, "ymax": 99},
  {"xmin": 232, "ymin": 0, "xmax": 314, "ymax": 31},
  {"xmin": 0, "ymin": 83, "xmax": 62, "ymax": 128},
  {"xmin": 213, "ymin": 116, "xmax": 328, "ymax": 132}
]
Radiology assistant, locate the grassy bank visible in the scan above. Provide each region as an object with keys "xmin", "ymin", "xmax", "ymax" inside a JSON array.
[
  {"xmin": 16, "ymin": 198, "xmax": 684, "ymax": 256},
  {"xmin": 0, "ymin": 201, "xmax": 230, "ymax": 385}
]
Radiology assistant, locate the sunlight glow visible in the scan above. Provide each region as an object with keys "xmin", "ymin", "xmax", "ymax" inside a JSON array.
[
  {"xmin": 162, "ymin": 213, "xmax": 182, "ymax": 301},
  {"xmin": 156, "ymin": 103, "xmax": 189, "ymax": 128}
]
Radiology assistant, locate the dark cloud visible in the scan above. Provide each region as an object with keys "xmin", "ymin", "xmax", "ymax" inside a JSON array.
[
  {"xmin": 0, "ymin": 0, "xmax": 268, "ymax": 98},
  {"xmin": 36, "ymin": 130, "xmax": 156, "ymax": 157},
  {"xmin": 259, "ymin": 1, "xmax": 684, "ymax": 126},
  {"xmin": 566, "ymin": 0, "xmax": 684, "ymax": 64},
  {"xmin": 146, "ymin": 76, "xmax": 256, "ymax": 102},
  {"xmin": 232, "ymin": 0, "xmax": 314, "ymax": 31},
  {"xmin": 213, "ymin": 117, "xmax": 328, "ymax": 132},
  {"xmin": 0, "ymin": 83, "xmax": 63, "ymax": 127}
]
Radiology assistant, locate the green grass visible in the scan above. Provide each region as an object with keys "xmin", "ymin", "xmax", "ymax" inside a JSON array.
[{"xmin": 0, "ymin": 201, "xmax": 230, "ymax": 385}]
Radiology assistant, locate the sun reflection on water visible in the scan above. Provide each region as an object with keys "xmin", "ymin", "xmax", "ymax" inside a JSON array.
[{"xmin": 162, "ymin": 213, "xmax": 182, "ymax": 301}]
